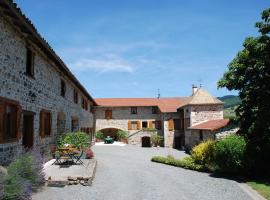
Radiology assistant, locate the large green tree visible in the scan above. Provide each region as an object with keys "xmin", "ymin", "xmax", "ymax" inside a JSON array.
[{"xmin": 218, "ymin": 8, "xmax": 270, "ymax": 176}]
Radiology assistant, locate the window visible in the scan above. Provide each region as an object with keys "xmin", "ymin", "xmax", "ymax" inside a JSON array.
[
  {"xmin": 131, "ymin": 121, "xmax": 138, "ymax": 130},
  {"xmin": 199, "ymin": 130, "xmax": 203, "ymax": 141},
  {"xmin": 73, "ymin": 89, "xmax": 78, "ymax": 104},
  {"xmin": 0, "ymin": 99, "xmax": 20, "ymax": 143},
  {"xmin": 152, "ymin": 106, "xmax": 158, "ymax": 114},
  {"xmin": 184, "ymin": 118, "xmax": 190, "ymax": 129},
  {"xmin": 26, "ymin": 48, "xmax": 34, "ymax": 77},
  {"xmin": 173, "ymin": 119, "xmax": 181, "ymax": 130},
  {"xmin": 168, "ymin": 119, "xmax": 174, "ymax": 131},
  {"xmin": 40, "ymin": 110, "xmax": 51, "ymax": 137},
  {"xmin": 155, "ymin": 121, "xmax": 162, "ymax": 130},
  {"xmin": 131, "ymin": 107, "xmax": 137, "ymax": 114},
  {"xmin": 105, "ymin": 110, "xmax": 112, "ymax": 119},
  {"xmin": 142, "ymin": 121, "xmax": 148, "ymax": 128},
  {"xmin": 60, "ymin": 80, "xmax": 66, "ymax": 97}
]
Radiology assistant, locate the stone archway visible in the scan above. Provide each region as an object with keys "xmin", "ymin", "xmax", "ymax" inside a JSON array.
[
  {"xmin": 57, "ymin": 111, "xmax": 66, "ymax": 135},
  {"xmin": 99, "ymin": 128, "xmax": 124, "ymax": 141}
]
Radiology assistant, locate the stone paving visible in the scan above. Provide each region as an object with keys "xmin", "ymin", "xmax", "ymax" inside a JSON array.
[{"xmin": 33, "ymin": 145, "xmax": 253, "ymax": 200}]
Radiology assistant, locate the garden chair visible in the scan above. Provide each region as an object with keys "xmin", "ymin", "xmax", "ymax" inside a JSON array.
[{"xmin": 73, "ymin": 150, "xmax": 84, "ymax": 165}]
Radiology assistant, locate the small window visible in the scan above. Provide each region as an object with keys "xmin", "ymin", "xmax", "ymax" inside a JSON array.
[
  {"xmin": 131, "ymin": 107, "xmax": 137, "ymax": 114},
  {"xmin": 142, "ymin": 121, "xmax": 148, "ymax": 128},
  {"xmin": 40, "ymin": 110, "xmax": 51, "ymax": 137},
  {"xmin": 105, "ymin": 110, "xmax": 112, "ymax": 119},
  {"xmin": 73, "ymin": 89, "xmax": 78, "ymax": 104},
  {"xmin": 152, "ymin": 106, "xmax": 158, "ymax": 114},
  {"xmin": 60, "ymin": 80, "xmax": 66, "ymax": 97},
  {"xmin": 199, "ymin": 130, "xmax": 203, "ymax": 141},
  {"xmin": 26, "ymin": 48, "xmax": 34, "ymax": 77},
  {"xmin": 131, "ymin": 121, "xmax": 138, "ymax": 130}
]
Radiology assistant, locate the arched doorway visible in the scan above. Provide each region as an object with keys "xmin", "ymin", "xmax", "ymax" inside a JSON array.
[
  {"xmin": 57, "ymin": 111, "xmax": 66, "ymax": 135},
  {"xmin": 141, "ymin": 136, "xmax": 151, "ymax": 147}
]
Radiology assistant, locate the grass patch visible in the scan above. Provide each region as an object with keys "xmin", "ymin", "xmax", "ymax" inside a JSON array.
[
  {"xmin": 247, "ymin": 181, "xmax": 270, "ymax": 199},
  {"xmin": 151, "ymin": 155, "xmax": 208, "ymax": 172}
]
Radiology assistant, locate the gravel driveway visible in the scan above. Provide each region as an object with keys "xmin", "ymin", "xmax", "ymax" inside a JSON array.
[{"xmin": 33, "ymin": 145, "xmax": 252, "ymax": 200}]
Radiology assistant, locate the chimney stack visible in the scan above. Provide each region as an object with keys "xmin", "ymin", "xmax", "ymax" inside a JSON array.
[{"xmin": 192, "ymin": 84, "xmax": 198, "ymax": 95}]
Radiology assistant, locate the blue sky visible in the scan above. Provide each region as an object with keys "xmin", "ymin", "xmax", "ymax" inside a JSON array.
[{"xmin": 15, "ymin": 0, "xmax": 269, "ymax": 98}]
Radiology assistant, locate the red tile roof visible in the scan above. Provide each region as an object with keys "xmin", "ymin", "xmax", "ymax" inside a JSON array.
[
  {"xmin": 188, "ymin": 119, "xmax": 230, "ymax": 131},
  {"xmin": 95, "ymin": 97, "xmax": 191, "ymax": 113}
]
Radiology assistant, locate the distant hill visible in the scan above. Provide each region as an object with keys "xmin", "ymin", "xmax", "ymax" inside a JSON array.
[{"xmin": 218, "ymin": 95, "xmax": 241, "ymax": 109}]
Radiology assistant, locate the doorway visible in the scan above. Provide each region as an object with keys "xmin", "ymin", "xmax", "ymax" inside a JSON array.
[
  {"xmin": 23, "ymin": 112, "xmax": 34, "ymax": 149},
  {"xmin": 141, "ymin": 136, "xmax": 151, "ymax": 147}
]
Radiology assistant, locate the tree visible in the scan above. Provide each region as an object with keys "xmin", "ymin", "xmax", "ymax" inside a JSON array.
[{"xmin": 218, "ymin": 8, "xmax": 270, "ymax": 176}]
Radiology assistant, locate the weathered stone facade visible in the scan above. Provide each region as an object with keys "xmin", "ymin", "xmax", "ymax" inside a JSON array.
[{"xmin": 0, "ymin": 11, "xmax": 95, "ymax": 164}]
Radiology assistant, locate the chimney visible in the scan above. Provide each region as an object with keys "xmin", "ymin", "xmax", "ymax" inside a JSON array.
[{"xmin": 192, "ymin": 84, "xmax": 198, "ymax": 95}]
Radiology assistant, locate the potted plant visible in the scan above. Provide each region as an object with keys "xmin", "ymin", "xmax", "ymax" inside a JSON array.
[
  {"xmin": 95, "ymin": 131, "xmax": 104, "ymax": 142},
  {"xmin": 151, "ymin": 133, "xmax": 163, "ymax": 147},
  {"xmin": 116, "ymin": 130, "xmax": 128, "ymax": 143}
]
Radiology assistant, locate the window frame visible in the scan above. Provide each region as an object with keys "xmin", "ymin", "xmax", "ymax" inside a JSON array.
[
  {"xmin": 105, "ymin": 110, "xmax": 112, "ymax": 119},
  {"xmin": 73, "ymin": 89, "xmax": 78, "ymax": 104},
  {"xmin": 26, "ymin": 47, "xmax": 35, "ymax": 78},
  {"xmin": 131, "ymin": 107, "xmax": 137, "ymax": 114},
  {"xmin": 60, "ymin": 79, "xmax": 66, "ymax": 97},
  {"xmin": 39, "ymin": 109, "xmax": 52, "ymax": 138}
]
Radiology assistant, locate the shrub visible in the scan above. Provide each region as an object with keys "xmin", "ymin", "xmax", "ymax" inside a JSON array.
[
  {"xmin": 85, "ymin": 148, "xmax": 94, "ymax": 159},
  {"xmin": 191, "ymin": 140, "xmax": 216, "ymax": 166},
  {"xmin": 95, "ymin": 131, "xmax": 104, "ymax": 140},
  {"xmin": 213, "ymin": 135, "xmax": 246, "ymax": 174},
  {"xmin": 3, "ymin": 148, "xmax": 45, "ymax": 200},
  {"xmin": 58, "ymin": 132, "xmax": 90, "ymax": 149},
  {"xmin": 151, "ymin": 155, "xmax": 207, "ymax": 172},
  {"xmin": 116, "ymin": 130, "xmax": 128, "ymax": 140},
  {"xmin": 151, "ymin": 133, "xmax": 163, "ymax": 147}
]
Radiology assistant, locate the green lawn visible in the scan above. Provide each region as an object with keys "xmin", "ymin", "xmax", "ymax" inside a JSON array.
[{"xmin": 247, "ymin": 181, "xmax": 270, "ymax": 199}]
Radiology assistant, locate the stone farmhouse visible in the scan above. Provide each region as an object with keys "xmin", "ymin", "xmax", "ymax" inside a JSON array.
[
  {"xmin": 95, "ymin": 87, "xmax": 230, "ymax": 149},
  {"xmin": 0, "ymin": 0, "xmax": 96, "ymax": 164},
  {"xmin": 0, "ymin": 1, "xmax": 231, "ymax": 164}
]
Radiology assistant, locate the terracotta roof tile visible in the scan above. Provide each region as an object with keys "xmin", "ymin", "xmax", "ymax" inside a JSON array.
[
  {"xmin": 95, "ymin": 97, "xmax": 191, "ymax": 113},
  {"xmin": 188, "ymin": 119, "xmax": 230, "ymax": 131}
]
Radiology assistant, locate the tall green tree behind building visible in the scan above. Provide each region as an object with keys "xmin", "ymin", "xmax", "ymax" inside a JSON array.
[{"xmin": 218, "ymin": 8, "xmax": 270, "ymax": 176}]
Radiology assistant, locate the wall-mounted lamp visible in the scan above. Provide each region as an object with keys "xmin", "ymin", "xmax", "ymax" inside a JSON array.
[{"xmin": 29, "ymin": 91, "xmax": 37, "ymax": 102}]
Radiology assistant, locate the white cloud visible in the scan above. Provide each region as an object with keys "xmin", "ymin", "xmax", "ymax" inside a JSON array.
[{"xmin": 70, "ymin": 54, "xmax": 134, "ymax": 73}]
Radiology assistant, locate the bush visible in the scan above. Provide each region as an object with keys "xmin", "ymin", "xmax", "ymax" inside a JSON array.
[
  {"xmin": 151, "ymin": 155, "xmax": 207, "ymax": 172},
  {"xmin": 2, "ymin": 148, "xmax": 45, "ymax": 200},
  {"xmin": 151, "ymin": 133, "xmax": 163, "ymax": 147},
  {"xmin": 116, "ymin": 130, "xmax": 128, "ymax": 141},
  {"xmin": 191, "ymin": 140, "xmax": 216, "ymax": 166},
  {"xmin": 95, "ymin": 131, "xmax": 104, "ymax": 140},
  {"xmin": 85, "ymin": 148, "xmax": 94, "ymax": 159},
  {"xmin": 58, "ymin": 132, "xmax": 90, "ymax": 149},
  {"xmin": 213, "ymin": 135, "xmax": 246, "ymax": 174}
]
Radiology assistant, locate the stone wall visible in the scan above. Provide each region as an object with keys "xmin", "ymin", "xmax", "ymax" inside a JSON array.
[
  {"xmin": 189, "ymin": 105, "xmax": 223, "ymax": 126},
  {"xmin": 0, "ymin": 15, "xmax": 94, "ymax": 164}
]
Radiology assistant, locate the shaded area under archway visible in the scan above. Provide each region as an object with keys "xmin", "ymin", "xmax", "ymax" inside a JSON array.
[
  {"xmin": 99, "ymin": 128, "xmax": 123, "ymax": 141},
  {"xmin": 141, "ymin": 136, "xmax": 151, "ymax": 147}
]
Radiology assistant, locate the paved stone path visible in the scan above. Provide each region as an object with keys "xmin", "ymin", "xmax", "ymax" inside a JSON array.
[{"xmin": 33, "ymin": 145, "xmax": 252, "ymax": 200}]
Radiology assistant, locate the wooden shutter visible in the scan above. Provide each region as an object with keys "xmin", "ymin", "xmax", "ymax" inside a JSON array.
[
  {"xmin": 128, "ymin": 121, "xmax": 131, "ymax": 130},
  {"xmin": 168, "ymin": 119, "xmax": 174, "ymax": 131},
  {"xmin": 0, "ymin": 100, "xmax": 4, "ymax": 143},
  {"xmin": 137, "ymin": 121, "xmax": 141, "ymax": 130},
  {"xmin": 148, "ymin": 121, "xmax": 153, "ymax": 129},
  {"xmin": 16, "ymin": 105, "xmax": 22, "ymax": 139},
  {"xmin": 155, "ymin": 120, "xmax": 161, "ymax": 130}
]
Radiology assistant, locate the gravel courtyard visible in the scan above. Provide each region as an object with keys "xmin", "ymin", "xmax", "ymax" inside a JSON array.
[{"xmin": 33, "ymin": 145, "xmax": 252, "ymax": 200}]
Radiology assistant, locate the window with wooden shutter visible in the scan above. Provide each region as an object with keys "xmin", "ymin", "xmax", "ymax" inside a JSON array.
[
  {"xmin": 128, "ymin": 121, "xmax": 132, "ymax": 130},
  {"xmin": 105, "ymin": 110, "xmax": 112, "ymax": 119},
  {"xmin": 40, "ymin": 110, "xmax": 51, "ymax": 138},
  {"xmin": 0, "ymin": 98, "xmax": 21, "ymax": 143},
  {"xmin": 136, "ymin": 121, "xmax": 141, "ymax": 130},
  {"xmin": 168, "ymin": 119, "xmax": 174, "ymax": 131},
  {"xmin": 148, "ymin": 121, "xmax": 153, "ymax": 129}
]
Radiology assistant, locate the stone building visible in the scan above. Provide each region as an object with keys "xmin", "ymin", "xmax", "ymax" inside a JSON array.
[
  {"xmin": 95, "ymin": 87, "xmax": 229, "ymax": 149},
  {"xmin": 0, "ymin": 1, "xmax": 96, "ymax": 164}
]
